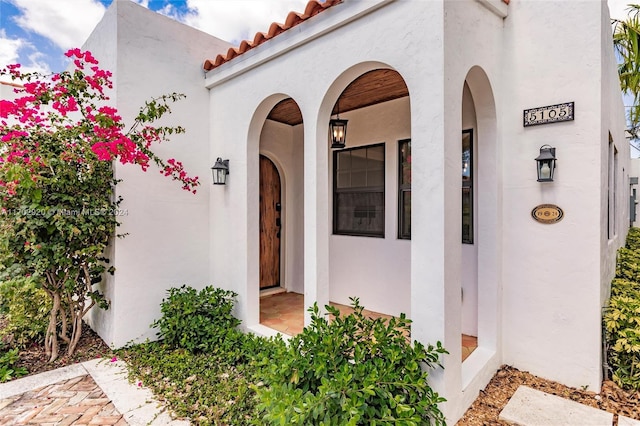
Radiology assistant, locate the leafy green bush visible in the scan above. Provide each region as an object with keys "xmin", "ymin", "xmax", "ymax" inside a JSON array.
[
  {"xmin": 0, "ymin": 277, "xmax": 50, "ymax": 348},
  {"xmin": 604, "ymin": 228, "xmax": 640, "ymax": 390},
  {"xmin": 625, "ymin": 227, "xmax": 640, "ymax": 249},
  {"xmin": 152, "ymin": 285, "xmax": 241, "ymax": 353},
  {"xmin": 604, "ymin": 294, "xmax": 640, "ymax": 389},
  {"xmin": 0, "ymin": 346, "xmax": 28, "ymax": 382},
  {"xmin": 136, "ymin": 287, "xmax": 447, "ymax": 424},
  {"xmin": 255, "ymin": 298, "xmax": 448, "ymax": 426},
  {"xmin": 615, "ymin": 247, "xmax": 640, "ymax": 282}
]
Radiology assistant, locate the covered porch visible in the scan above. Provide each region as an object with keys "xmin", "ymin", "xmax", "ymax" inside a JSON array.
[{"xmin": 260, "ymin": 291, "xmax": 478, "ymax": 362}]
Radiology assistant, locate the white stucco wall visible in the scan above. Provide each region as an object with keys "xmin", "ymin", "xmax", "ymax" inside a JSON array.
[
  {"xmin": 501, "ymin": 0, "xmax": 628, "ymax": 393},
  {"xmin": 600, "ymin": 0, "xmax": 631, "ymax": 308},
  {"xmin": 83, "ymin": 0, "xmax": 231, "ymax": 347}
]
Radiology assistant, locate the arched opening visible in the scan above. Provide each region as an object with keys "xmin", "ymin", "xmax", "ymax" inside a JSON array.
[
  {"xmin": 460, "ymin": 66, "xmax": 500, "ymax": 372},
  {"xmin": 461, "ymin": 82, "xmax": 478, "ymax": 361},
  {"xmin": 255, "ymin": 97, "xmax": 306, "ymax": 336},
  {"xmin": 327, "ymin": 68, "xmax": 412, "ymax": 320}
]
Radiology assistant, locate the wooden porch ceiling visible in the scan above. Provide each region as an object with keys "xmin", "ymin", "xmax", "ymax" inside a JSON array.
[{"xmin": 266, "ymin": 69, "xmax": 409, "ymax": 126}]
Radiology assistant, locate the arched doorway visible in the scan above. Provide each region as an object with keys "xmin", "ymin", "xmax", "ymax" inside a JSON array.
[
  {"xmin": 254, "ymin": 97, "xmax": 305, "ymax": 336},
  {"xmin": 260, "ymin": 155, "xmax": 282, "ymax": 289}
]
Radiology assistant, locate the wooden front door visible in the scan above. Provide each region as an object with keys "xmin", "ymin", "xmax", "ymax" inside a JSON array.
[{"xmin": 259, "ymin": 155, "xmax": 281, "ymax": 289}]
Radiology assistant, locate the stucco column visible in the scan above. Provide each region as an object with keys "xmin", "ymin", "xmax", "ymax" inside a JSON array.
[
  {"xmin": 409, "ymin": 86, "xmax": 453, "ymax": 412},
  {"xmin": 303, "ymin": 121, "xmax": 330, "ymax": 325}
]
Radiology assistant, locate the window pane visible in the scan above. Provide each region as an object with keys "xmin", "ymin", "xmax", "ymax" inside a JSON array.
[
  {"xmin": 352, "ymin": 170, "xmax": 367, "ymax": 187},
  {"xmin": 462, "ymin": 131, "xmax": 473, "ymax": 244},
  {"xmin": 398, "ymin": 140, "xmax": 411, "ymax": 239},
  {"xmin": 333, "ymin": 143, "xmax": 385, "ymax": 237},
  {"xmin": 400, "ymin": 189, "xmax": 411, "ymax": 238},
  {"xmin": 400, "ymin": 141, "xmax": 411, "ymax": 185},
  {"xmin": 368, "ymin": 170, "xmax": 384, "ymax": 186},
  {"xmin": 462, "ymin": 133, "xmax": 471, "ymax": 181},
  {"xmin": 351, "ymin": 150, "xmax": 367, "ymax": 171},
  {"xmin": 335, "ymin": 192, "xmax": 384, "ymax": 236}
]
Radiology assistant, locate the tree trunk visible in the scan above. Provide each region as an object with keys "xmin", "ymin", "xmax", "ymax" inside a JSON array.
[
  {"xmin": 46, "ymin": 292, "xmax": 61, "ymax": 363},
  {"xmin": 67, "ymin": 313, "xmax": 83, "ymax": 357}
]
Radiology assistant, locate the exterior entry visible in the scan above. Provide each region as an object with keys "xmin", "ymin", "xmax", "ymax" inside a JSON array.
[{"xmin": 259, "ymin": 155, "xmax": 282, "ymax": 289}]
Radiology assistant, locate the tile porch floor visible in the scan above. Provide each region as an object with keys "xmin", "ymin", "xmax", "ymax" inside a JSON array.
[{"xmin": 260, "ymin": 291, "xmax": 478, "ymax": 361}]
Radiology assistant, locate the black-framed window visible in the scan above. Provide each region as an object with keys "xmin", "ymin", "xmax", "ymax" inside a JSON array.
[
  {"xmin": 462, "ymin": 129, "xmax": 473, "ymax": 244},
  {"xmin": 398, "ymin": 139, "xmax": 411, "ymax": 239},
  {"xmin": 333, "ymin": 144, "xmax": 385, "ymax": 237}
]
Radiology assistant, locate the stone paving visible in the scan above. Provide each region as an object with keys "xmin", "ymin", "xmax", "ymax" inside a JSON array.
[
  {"xmin": 0, "ymin": 359, "xmax": 189, "ymax": 426},
  {"xmin": 0, "ymin": 374, "xmax": 124, "ymax": 425},
  {"xmin": 499, "ymin": 385, "xmax": 640, "ymax": 426}
]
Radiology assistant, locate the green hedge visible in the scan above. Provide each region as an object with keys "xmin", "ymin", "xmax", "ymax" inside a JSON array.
[
  {"xmin": 0, "ymin": 277, "xmax": 50, "ymax": 348},
  {"xmin": 604, "ymin": 227, "xmax": 640, "ymax": 390}
]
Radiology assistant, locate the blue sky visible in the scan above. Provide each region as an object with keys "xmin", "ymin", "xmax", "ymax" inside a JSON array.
[
  {"xmin": 0, "ymin": 0, "xmax": 311, "ymax": 75},
  {"xmin": 0, "ymin": 0, "xmax": 634, "ymax": 77}
]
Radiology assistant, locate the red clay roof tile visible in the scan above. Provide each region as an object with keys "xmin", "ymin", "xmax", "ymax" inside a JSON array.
[
  {"xmin": 204, "ymin": 0, "xmax": 342, "ymax": 71},
  {"xmin": 203, "ymin": 0, "xmax": 511, "ymax": 71}
]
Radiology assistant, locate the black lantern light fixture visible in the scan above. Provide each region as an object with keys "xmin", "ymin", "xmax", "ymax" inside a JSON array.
[
  {"xmin": 211, "ymin": 157, "xmax": 229, "ymax": 185},
  {"xmin": 535, "ymin": 145, "xmax": 556, "ymax": 182},
  {"xmin": 329, "ymin": 100, "xmax": 348, "ymax": 149}
]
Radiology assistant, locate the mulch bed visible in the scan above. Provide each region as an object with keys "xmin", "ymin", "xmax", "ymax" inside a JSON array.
[
  {"xmin": 457, "ymin": 365, "xmax": 640, "ymax": 425},
  {"xmin": 13, "ymin": 326, "xmax": 113, "ymax": 378}
]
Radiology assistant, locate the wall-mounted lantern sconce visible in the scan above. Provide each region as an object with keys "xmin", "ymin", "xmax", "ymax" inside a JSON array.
[
  {"xmin": 329, "ymin": 101, "xmax": 348, "ymax": 149},
  {"xmin": 211, "ymin": 157, "xmax": 229, "ymax": 185},
  {"xmin": 535, "ymin": 145, "xmax": 556, "ymax": 182}
]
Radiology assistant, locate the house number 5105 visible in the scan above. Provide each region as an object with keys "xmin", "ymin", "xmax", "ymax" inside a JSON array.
[{"xmin": 523, "ymin": 102, "xmax": 574, "ymax": 127}]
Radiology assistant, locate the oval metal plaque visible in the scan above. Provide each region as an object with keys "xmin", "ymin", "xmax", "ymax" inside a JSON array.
[{"xmin": 531, "ymin": 204, "xmax": 564, "ymax": 224}]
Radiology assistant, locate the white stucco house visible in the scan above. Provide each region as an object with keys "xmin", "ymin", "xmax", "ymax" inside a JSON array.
[{"xmin": 73, "ymin": 0, "xmax": 630, "ymax": 422}]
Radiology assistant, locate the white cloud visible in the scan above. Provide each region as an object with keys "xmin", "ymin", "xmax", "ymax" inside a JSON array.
[
  {"xmin": 9, "ymin": 0, "xmax": 106, "ymax": 50},
  {"xmin": 608, "ymin": 0, "xmax": 636, "ymax": 20},
  {"xmin": 175, "ymin": 0, "xmax": 311, "ymax": 44},
  {"xmin": 0, "ymin": 29, "xmax": 24, "ymax": 66},
  {"xmin": 0, "ymin": 29, "xmax": 50, "ymax": 76}
]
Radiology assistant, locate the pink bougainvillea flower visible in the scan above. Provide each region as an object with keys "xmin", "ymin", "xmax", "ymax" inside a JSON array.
[{"xmin": 110, "ymin": 356, "xmax": 118, "ymax": 362}]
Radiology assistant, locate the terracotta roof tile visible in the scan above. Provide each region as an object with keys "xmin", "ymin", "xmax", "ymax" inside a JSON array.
[
  {"xmin": 204, "ymin": 0, "xmax": 342, "ymax": 71},
  {"xmin": 203, "ymin": 0, "xmax": 511, "ymax": 71}
]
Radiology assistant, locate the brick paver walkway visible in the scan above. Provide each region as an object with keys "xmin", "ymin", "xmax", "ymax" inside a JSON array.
[{"xmin": 0, "ymin": 374, "xmax": 126, "ymax": 425}]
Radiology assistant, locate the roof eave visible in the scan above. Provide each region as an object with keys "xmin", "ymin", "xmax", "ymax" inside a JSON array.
[{"xmin": 204, "ymin": 0, "xmax": 394, "ymax": 90}]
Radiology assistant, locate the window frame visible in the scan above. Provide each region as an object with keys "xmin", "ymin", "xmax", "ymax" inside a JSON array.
[
  {"xmin": 462, "ymin": 129, "xmax": 474, "ymax": 244},
  {"xmin": 398, "ymin": 139, "xmax": 411, "ymax": 240},
  {"xmin": 332, "ymin": 143, "xmax": 386, "ymax": 238}
]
